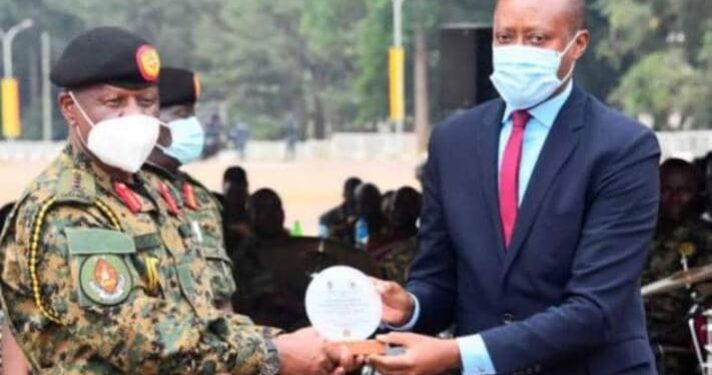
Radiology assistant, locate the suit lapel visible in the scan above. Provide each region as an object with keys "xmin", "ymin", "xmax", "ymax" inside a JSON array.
[
  {"xmin": 501, "ymin": 87, "xmax": 588, "ymax": 277},
  {"xmin": 475, "ymin": 101, "xmax": 507, "ymax": 261}
]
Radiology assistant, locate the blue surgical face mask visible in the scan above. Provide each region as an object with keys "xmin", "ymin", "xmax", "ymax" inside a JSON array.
[
  {"xmin": 490, "ymin": 32, "xmax": 582, "ymax": 110},
  {"xmin": 162, "ymin": 116, "xmax": 205, "ymax": 165}
]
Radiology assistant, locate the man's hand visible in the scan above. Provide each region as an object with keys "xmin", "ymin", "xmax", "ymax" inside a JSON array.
[
  {"xmin": 367, "ymin": 333, "xmax": 461, "ymax": 375},
  {"xmin": 372, "ymin": 278, "xmax": 415, "ymax": 326},
  {"xmin": 274, "ymin": 327, "xmax": 362, "ymax": 375}
]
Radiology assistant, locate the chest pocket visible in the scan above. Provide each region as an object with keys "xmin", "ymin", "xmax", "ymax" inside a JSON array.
[
  {"xmin": 185, "ymin": 208, "xmax": 236, "ymax": 308},
  {"xmin": 66, "ymin": 228, "xmax": 139, "ymax": 308},
  {"xmin": 201, "ymin": 241, "xmax": 236, "ymax": 308},
  {"xmin": 187, "ymin": 208, "xmax": 222, "ymax": 247}
]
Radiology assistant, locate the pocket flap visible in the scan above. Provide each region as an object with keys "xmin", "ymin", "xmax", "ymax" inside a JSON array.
[
  {"xmin": 66, "ymin": 228, "xmax": 136, "ymax": 255},
  {"xmin": 203, "ymin": 246, "xmax": 232, "ymax": 264}
]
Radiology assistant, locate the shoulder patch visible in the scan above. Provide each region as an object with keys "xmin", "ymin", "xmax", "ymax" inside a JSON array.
[
  {"xmin": 55, "ymin": 169, "xmax": 96, "ymax": 204},
  {"xmin": 80, "ymin": 254, "xmax": 132, "ymax": 306}
]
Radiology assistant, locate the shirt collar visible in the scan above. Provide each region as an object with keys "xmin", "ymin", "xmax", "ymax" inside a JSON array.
[
  {"xmin": 502, "ymin": 80, "xmax": 574, "ymax": 128},
  {"xmin": 61, "ymin": 143, "xmax": 157, "ymax": 214}
]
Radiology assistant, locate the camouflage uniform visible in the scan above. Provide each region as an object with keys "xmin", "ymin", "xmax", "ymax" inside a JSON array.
[
  {"xmin": 0, "ymin": 145, "xmax": 280, "ymax": 374},
  {"xmin": 642, "ymin": 219, "xmax": 712, "ymax": 375},
  {"xmin": 142, "ymin": 164, "xmax": 236, "ymax": 311},
  {"xmin": 370, "ymin": 237, "xmax": 417, "ymax": 286}
]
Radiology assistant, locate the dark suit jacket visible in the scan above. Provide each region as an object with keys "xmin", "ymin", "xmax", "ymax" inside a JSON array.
[{"xmin": 407, "ymin": 86, "xmax": 661, "ymax": 374}]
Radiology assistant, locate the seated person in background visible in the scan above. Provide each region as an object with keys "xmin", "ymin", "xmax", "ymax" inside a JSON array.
[
  {"xmin": 231, "ymin": 188, "xmax": 293, "ymax": 324},
  {"xmin": 381, "ymin": 190, "xmax": 395, "ymax": 228},
  {"xmin": 371, "ymin": 187, "xmax": 422, "ymax": 285},
  {"xmin": 643, "ymin": 158, "xmax": 712, "ymax": 375},
  {"xmin": 232, "ymin": 189, "xmax": 379, "ymax": 330},
  {"xmin": 319, "ymin": 177, "xmax": 361, "ymax": 242},
  {"xmin": 353, "ymin": 183, "xmax": 390, "ymax": 252},
  {"xmin": 701, "ymin": 152, "xmax": 712, "ymax": 225},
  {"xmin": 223, "ymin": 166, "xmax": 252, "ymax": 254},
  {"xmin": 248, "ymin": 188, "xmax": 290, "ymax": 242}
]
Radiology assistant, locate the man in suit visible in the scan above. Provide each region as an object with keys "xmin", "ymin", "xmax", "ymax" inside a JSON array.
[{"xmin": 367, "ymin": 0, "xmax": 661, "ymax": 374}]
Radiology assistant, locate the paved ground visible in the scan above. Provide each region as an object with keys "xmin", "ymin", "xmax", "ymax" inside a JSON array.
[{"xmin": 0, "ymin": 155, "xmax": 421, "ymax": 235}]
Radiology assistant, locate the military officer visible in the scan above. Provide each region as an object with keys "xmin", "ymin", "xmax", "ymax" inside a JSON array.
[
  {"xmin": 0, "ymin": 27, "xmax": 355, "ymax": 375},
  {"xmin": 143, "ymin": 67, "xmax": 235, "ymax": 312},
  {"xmin": 643, "ymin": 158, "xmax": 712, "ymax": 374}
]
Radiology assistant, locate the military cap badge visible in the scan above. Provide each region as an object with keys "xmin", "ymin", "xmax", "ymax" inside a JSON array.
[{"xmin": 135, "ymin": 45, "xmax": 161, "ymax": 82}]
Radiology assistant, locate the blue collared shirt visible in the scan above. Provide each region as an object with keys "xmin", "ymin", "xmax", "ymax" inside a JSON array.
[
  {"xmin": 498, "ymin": 81, "xmax": 574, "ymax": 204},
  {"xmin": 391, "ymin": 82, "xmax": 574, "ymax": 374}
]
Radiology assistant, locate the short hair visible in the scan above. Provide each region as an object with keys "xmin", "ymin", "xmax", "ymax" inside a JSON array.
[
  {"xmin": 344, "ymin": 177, "xmax": 362, "ymax": 193},
  {"xmin": 496, "ymin": 0, "xmax": 586, "ymax": 33},
  {"xmin": 249, "ymin": 189, "xmax": 283, "ymax": 212},
  {"xmin": 223, "ymin": 166, "xmax": 248, "ymax": 187},
  {"xmin": 569, "ymin": 0, "xmax": 586, "ymax": 31},
  {"xmin": 660, "ymin": 158, "xmax": 699, "ymax": 188}
]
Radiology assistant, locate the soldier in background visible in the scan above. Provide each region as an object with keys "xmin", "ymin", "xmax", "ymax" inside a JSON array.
[
  {"xmin": 233, "ymin": 189, "xmax": 379, "ymax": 331},
  {"xmin": 643, "ymin": 158, "xmax": 712, "ymax": 374},
  {"xmin": 381, "ymin": 190, "xmax": 395, "ymax": 229},
  {"xmin": 223, "ymin": 166, "xmax": 253, "ymax": 256},
  {"xmin": 232, "ymin": 189, "xmax": 294, "ymax": 326},
  {"xmin": 319, "ymin": 177, "xmax": 361, "ymax": 242},
  {"xmin": 0, "ymin": 27, "xmax": 357, "ymax": 375},
  {"xmin": 371, "ymin": 187, "xmax": 422, "ymax": 286},
  {"xmin": 354, "ymin": 183, "xmax": 390, "ymax": 252},
  {"xmin": 701, "ymin": 152, "xmax": 712, "ymax": 225},
  {"xmin": 284, "ymin": 113, "xmax": 298, "ymax": 161},
  {"xmin": 203, "ymin": 113, "xmax": 225, "ymax": 158},
  {"xmin": 143, "ymin": 67, "xmax": 235, "ymax": 312},
  {"xmin": 230, "ymin": 120, "xmax": 250, "ymax": 160}
]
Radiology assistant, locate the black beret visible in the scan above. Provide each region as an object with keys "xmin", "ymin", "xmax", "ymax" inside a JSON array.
[
  {"xmin": 51, "ymin": 27, "xmax": 161, "ymax": 89},
  {"xmin": 159, "ymin": 67, "xmax": 201, "ymax": 107}
]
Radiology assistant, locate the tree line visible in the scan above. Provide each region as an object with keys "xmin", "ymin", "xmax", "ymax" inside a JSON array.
[{"xmin": 0, "ymin": 0, "xmax": 709, "ymax": 141}]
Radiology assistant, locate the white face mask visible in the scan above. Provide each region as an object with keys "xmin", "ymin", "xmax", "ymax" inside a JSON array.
[
  {"xmin": 490, "ymin": 32, "xmax": 582, "ymax": 110},
  {"xmin": 69, "ymin": 91, "xmax": 160, "ymax": 173}
]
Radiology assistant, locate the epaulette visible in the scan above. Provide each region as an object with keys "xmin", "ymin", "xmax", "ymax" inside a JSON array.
[{"xmin": 54, "ymin": 169, "xmax": 96, "ymax": 204}]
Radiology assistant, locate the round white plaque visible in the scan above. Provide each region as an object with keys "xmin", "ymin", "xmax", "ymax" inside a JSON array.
[{"xmin": 305, "ymin": 266, "xmax": 382, "ymax": 341}]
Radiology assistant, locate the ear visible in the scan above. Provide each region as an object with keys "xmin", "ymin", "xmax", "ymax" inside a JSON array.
[
  {"xmin": 58, "ymin": 91, "xmax": 78, "ymax": 128},
  {"xmin": 572, "ymin": 29, "xmax": 590, "ymax": 60}
]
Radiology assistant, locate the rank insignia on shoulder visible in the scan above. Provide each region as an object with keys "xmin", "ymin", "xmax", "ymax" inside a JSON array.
[
  {"xmin": 56, "ymin": 169, "xmax": 96, "ymax": 204},
  {"xmin": 80, "ymin": 255, "xmax": 132, "ymax": 305}
]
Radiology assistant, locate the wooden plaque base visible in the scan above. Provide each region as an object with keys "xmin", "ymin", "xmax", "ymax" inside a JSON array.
[{"xmin": 340, "ymin": 339, "xmax": 386, "ymax": 355}]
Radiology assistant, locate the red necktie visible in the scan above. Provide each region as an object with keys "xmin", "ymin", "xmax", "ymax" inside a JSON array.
[{"xmin": 499, "ymin": 110, "xmax": 530, "ymax": 248}]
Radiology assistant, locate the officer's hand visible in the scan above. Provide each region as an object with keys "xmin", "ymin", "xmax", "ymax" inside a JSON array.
[
  {"xmin": 326, "ymin": 342, "xmax": 366, "ymax": 373},
  {"xmin": 367, "ymin": 333, "xmax": 460, "ymax": 375},
  {"xmin": 372, "ymin": 278, "xmax": 414, "ymax": 326},
  {"xmin": 274, "ymin": 327, "xmax": 347, "ymax": 375}
]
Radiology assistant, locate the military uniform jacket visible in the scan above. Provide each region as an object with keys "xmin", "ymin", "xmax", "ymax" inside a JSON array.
[
  {"xmin": 0, "ymin": 145, "xmax": 279, "ymax": 374},
  {"xmin": 370, "ymin": 236, "xmax": 417, "ymax": 286},
  {"xmin": 142, "ymin": 163, "xmax": 236, "ymax": 311}
]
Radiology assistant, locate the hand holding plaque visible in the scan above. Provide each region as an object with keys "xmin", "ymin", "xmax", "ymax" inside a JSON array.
[{"xmin": 305, "ymin": 266, "xmax": 386, "ymax": 355}]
